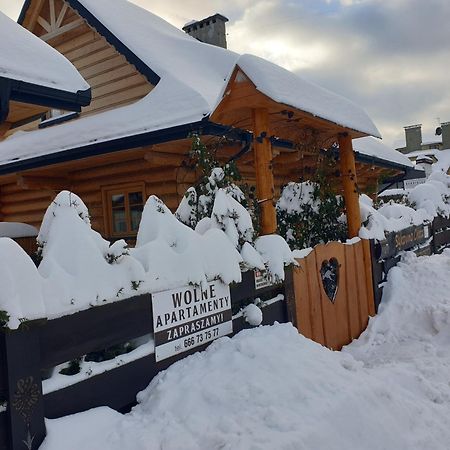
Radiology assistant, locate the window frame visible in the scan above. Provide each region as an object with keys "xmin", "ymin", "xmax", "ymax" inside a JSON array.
[{"xmin": 102, "ymin": 182, "xmax": 146, "ymax": 238}]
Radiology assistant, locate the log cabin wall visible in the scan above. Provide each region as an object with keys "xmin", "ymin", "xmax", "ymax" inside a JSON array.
[{"xmin": 0, "ymin": 139, "xmax": 390, "ymax": 241}]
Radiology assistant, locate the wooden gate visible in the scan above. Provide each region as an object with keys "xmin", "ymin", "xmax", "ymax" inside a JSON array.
[{"xmin": 290, "ymin": 239, "xmax": 376, "ymax": 350}]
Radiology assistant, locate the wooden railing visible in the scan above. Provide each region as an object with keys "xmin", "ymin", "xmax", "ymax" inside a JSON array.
[
  {"xmin": 371, "ymin": 216, "xmax": 450, "ymax": 311},
  {"xmin": 0, "ymin": 271, "xmax": 291, "ymax": 450}
]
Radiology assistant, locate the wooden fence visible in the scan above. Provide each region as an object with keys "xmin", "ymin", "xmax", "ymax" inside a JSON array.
[
  {"xmin": 371, "ymin": 216, "xmax": 450, "ymax": 311},
  {"xmin": 288, "ymin": 239, "xmax": 376, "ymax": 351},
  {"xmin": 0, "ymin": 271, "xmax": 291, "ymax": 450}
]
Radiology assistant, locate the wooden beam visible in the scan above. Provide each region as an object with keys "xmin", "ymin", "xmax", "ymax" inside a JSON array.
[
  {"xmin": 55, "ymin": 3, "xmax": 69, "ymax": 29},
  {"xmin": 17, "ymin": 175, "xmax": 69, "ymax": 191},
  {"xmin": 144, "ymin": 151, "xmax": 186, "ymax": 167},
  {"xmin": 252, "ymin": 108, "xmax": 277, "ymax": 235},
  {"xmin": 37, "ymin": 16, "xmax": 52, "ymax": 33},
  {"xmin": 0, "ymin": 122, "xmax": 11, "ymax": 139},
  {"xmin": 338, "ymin": 134, "xmax": 361, "ymax": 238},
  {"xmin": 24, "ymin": 0, "xmax": 46, "ymax": 32},
  {"xmin": 49, "ymin": 0, "xmax": 56, "ymax": 28},
  {"xmin": 41, "ymin": 19, "xmax": 84, "ymax": 42}
]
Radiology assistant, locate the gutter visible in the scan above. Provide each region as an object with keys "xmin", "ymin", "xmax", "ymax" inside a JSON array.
[
  {"xmin": 0, "ymin": 78, "xmax": 11, "ymax": 123},
  {"xmin": 4, "ymin": 77, "xmax": 91, "ymax": 112},
  {"xmin": 0, "ymin": 120, "xmax": 249, "ymax": 176}
]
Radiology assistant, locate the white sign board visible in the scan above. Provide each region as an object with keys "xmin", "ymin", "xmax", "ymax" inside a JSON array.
[
  {"xmin": 254, "ymin": 269, "xmax": 274, "ymax": 290},
  {"xmin": 152, "ymin": 280, "xmax": 233, "ymax": 362},
  {"xmin": 404, "ymin": 178, "xmax": 425, "ymax": 189}
]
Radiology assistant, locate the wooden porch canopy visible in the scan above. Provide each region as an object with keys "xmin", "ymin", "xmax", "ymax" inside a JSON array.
[{"xmin": 211, "ymin": 65, "xmax": 380, "ymax": 238}]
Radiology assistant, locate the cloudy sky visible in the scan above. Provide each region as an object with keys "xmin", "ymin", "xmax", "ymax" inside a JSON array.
[{"xmin": 1, "ymin": 0, "xmax": 449, "ymax": 146}]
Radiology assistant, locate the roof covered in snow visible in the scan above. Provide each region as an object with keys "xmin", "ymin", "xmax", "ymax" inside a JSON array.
[
  {"xmin": 353, "ymin": 137, "xmax": 414, "ymax": 169},
  {"xmin": 0, "ymin": 11, "xmax": 89, "ymax": 94},
  {"xmin": 0, "ymin": 0, "xmax": 379, "ymax": 171}
]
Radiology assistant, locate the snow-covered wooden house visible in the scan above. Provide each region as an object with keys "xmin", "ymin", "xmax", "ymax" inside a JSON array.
[
  {"xmin": 0, "ymin": 0, "xmax": 416, "ymax": 242},
  {"xmin": 0, "ymin": 10, "xmax": 90, "ymax": 138}
]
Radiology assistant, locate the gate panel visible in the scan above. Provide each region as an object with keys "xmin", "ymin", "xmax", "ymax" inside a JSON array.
[{"xmin": 292, "ymin": 239, "xmax": 376, "ymax": 350}]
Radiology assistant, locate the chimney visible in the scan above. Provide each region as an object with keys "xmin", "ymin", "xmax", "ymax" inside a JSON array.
[
  {"xmin": 441, "ymin": 121, "xmax": 450, "ymax": 150},
  {"xmin": 183, "ymin": 14, "xmax": 229, "ymax": 49},
  {"xmin": 415, "ymin": 156, "xmax": 433, "ymax": 178},
  {"xmin": 404, "ymin": 124, "xmax": 422, "ymax": 153}
]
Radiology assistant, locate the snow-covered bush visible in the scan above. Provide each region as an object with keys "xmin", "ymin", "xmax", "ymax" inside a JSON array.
[
  {"xmin": 38, "ymin": 191, "xmax": 146, "ymax": 315},
  {"xmin": 277, "ymin": 180, "xmax": 347, "ymax": 250},
  {"xmin": 0, "ymin": 238, "xmax": 45, "ymax": 329},
  {"xmin": 407, "ymin": 171, "xmax": 450, "ymax": 218},
  {"xmin": 176, "ymin": 135, "xmax": 259, "ymax": 248},
  {"xmin": 360, "ymin": 170, "xmax": 450, "ymax": 240},
  {"xmin": 359, "ymin": 194, "xmax": 429, "ymax": 241},
  {"xmin": 134, "ymin": 195, "xmax": 244, "ymax": 288}
]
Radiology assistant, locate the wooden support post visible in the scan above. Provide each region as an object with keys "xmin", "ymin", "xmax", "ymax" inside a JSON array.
[
  {"xmin": 252, "ymin": 108, "xmax": 277, "ymax": 235},
  {"xmin": 338, "ymin": 133, "xmax": 361, "ymax": 238}
]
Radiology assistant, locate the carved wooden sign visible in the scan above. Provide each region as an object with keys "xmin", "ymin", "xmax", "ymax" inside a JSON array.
[{"xmin": 320, "ymin": 258, "xmax": 339, "ymax": 303}]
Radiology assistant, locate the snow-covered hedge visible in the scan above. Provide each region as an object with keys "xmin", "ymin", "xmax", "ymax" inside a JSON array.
[
  {"xmin": 0, "ymin": 191, "xmax": 295, "ymax": 329},
  {"xmin": 360, "ymin": 170, "xmax": 450, "ymax": 240}
]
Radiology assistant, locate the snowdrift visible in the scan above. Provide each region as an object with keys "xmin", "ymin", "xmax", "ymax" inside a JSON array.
[
  {"xmin": 40, "ymin": 251, "xmax": 450, "ymax": 450},
  {"xmin": 42, "ymin": 252, "xmax": 450, "ymax": 450}
]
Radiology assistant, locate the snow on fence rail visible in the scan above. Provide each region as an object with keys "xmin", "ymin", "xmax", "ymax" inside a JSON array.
[
  {"xmin": 370, "ymin": 216, "xmax": 450, "ymax": 311},
  {"xmin": 0, "ymin": 270, "xmax": 293, "ymax": 450}
]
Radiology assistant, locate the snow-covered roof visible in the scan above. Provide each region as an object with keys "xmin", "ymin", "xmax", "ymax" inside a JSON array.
[
  {"xmin": 0, "ymin": 11, "xmax": 89, "ymax": 93},
  {"xmin": 233, "ymin": 55, "xmax": 380, "ymax": 138},
  {"xmin": 0, "ymin": 0, "xmax": 379, "ymax": 170},
  {"xmin": 406, "ymin": 149, "xmax": 441, "ymax": 159},
  {"xmin": 353, "ymin": 137, "xmax": 414, "ymax": 169}
]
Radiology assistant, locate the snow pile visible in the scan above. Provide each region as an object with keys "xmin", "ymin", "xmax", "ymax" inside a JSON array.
[
  {"xmin": 254, "ymin": 235, "xmax": 296, "ymax": 282},
  {"xmin": 242, "ymin": 303, "xmax": 263, "ymax": 327},
  {"xmin": 432, "ymin": 148, "xmax": 450, "ymax": 174},
  {"xmin": 0, "ymin": 238, "xmax": 45, "ymax": 329},
  {"xmin": 348, "ymin": 250, "xmax": 450, "ymax": 361},
  {"xmin": 0, "ymin": 11, "xmax": 88, "ymax": 93},
  {"xmin": 361, "ymin": 170, "xmax": 450, "ymax": 240},
  {"xmin": 133, "ymin": 196, "xmax": 243, "ymax": 289},
  {"xmin": 41, "ymin": 251, "xmax": 450, "ymax": 450},
  {"xmin": 359, "ymin": 194, "xmax": 429, "ymax": 240},
  {"xmin": 408, "ymin": 171, "xmax": 450, "ymax": 217},
  {"xmin": 0, "ymin": 222, "xmax": 38, "ymax": 238},
  {"xmin": 38, "ymin": 191, "xmax": 146, "ymax": 318}
]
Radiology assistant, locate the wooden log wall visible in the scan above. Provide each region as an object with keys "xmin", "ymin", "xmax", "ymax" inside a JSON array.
[{"xmin": 0, "ymin": 138, "xmax": 390, "ymax": 240}]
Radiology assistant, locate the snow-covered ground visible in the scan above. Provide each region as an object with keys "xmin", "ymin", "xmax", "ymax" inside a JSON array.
[{"xmin": 41, "ymin": 250, "xmax": 450, "ymax": 450}]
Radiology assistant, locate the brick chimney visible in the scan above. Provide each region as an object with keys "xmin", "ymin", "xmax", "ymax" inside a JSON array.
[
  {"xmin": 441, "ymin": 121, "xmax": 450, "ymax": 150},
  {"xmin": 404, "ymin": 124, "xmax": 422, "ymax": 153},
  {"xmin": 183, "ymin": 14, "xmax": 229, "ymax": 49}
]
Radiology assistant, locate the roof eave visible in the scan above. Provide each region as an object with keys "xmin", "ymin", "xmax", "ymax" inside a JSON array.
[
  {"xmin": 0, "ymin": 120, "xmax": 248, "ymax": 176},
  {"xmin": 0, "ymin": 76, "xmax": 91, "ymax": 112}
]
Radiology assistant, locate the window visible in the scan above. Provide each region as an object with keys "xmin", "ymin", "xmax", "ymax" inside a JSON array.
[{"xmin": 103, "ymin": 184, "xmax": 145, "ymax": 237}]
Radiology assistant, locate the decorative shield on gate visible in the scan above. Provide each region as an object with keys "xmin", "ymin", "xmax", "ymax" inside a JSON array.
[{"xmin": 320, "ymin": 258, "xmax": 340, "ymax": 303}]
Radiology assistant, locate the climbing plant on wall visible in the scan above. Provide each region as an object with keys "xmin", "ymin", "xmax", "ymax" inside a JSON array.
[{"xmin": 176, "ymin": 134, "xmax": 260, "ymax": 244}]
